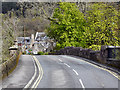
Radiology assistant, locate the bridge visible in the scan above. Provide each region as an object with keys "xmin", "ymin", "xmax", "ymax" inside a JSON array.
[
  {"xmin": 1, "ymin": 31, "xmax": 120, "ymax": 89},
  {"xmin": 1, "ymin": 54, "xmax": 120, "ymax": 89}
]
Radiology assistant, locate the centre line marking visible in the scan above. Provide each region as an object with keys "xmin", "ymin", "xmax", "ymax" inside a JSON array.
[
  {"xmin": 72, "ymin": 69, "xmax": 79, "ymax": 75},
  {"xmin": 31, "ymin": 56, "xmax": 43, "ymax": 89},
  {"xmin": 64, "ymin": 63, "xmax": 70, "ymax": 68},
  {"xmin": 62, "ymin": 56, "xmax": 120, "ymax": 80},
  {"xmin": 79, "ymin": 79, "xmax": 85, "ymax": 90},
  {"xmin": 59, "ymin": 59, "xmax": 62, "ymax": 62}
]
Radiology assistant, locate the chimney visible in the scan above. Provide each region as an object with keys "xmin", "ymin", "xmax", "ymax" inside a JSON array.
[{"xmin": 30, "ymin": 34, "xmax": 34, "ymax": 48}]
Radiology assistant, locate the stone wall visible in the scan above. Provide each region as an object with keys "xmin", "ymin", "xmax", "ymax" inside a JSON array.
[
  {"xmin": 50, "ymin": 46, "xmax": 120, "ymax": 70},
  {"xmin": 0, "ymin": 51, "xmax": 21, "ymax": 79}
]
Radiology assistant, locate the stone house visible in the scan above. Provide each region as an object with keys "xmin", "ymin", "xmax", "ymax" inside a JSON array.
[{"xmin": 17, "ymin": 32, "xmax": 56, "ymax": 54}]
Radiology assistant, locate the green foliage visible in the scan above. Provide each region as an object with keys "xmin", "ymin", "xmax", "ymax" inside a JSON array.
[
  {"xmin": 44, "ymin": 52, "xmax": 48, "ymax": 55},
  {"xmin": 85, "ymin": 3, "xmax": 119, "ymax": 47},
  {"xmin": 89, "ymin": 45, "xmax": 101, "ymax": 51},
  {"xmin": 37, "ymin": 51, "xmax": 48, "ymax": 55},
  {"xmin": 47, "ymin": 2, "xmax": 119, "ymax": 51},
  {"xmin": 22, "ymin": 52, "xmax": 26, "ymax": 55},
  {"xmin": 38, "ymin": 51, "xmax": 44, "ymax": 55},
  {"xmin": 47, "ymin": 2, "xmax": 86, "ymax": 49},
  {"xmin": 115, "ymin": 49, "xmax": 120, "ymax": 60}
]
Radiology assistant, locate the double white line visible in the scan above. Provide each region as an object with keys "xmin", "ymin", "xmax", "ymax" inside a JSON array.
[
  {"xmin": 24, "ymin": 56, "xmax": 43, "ymax": 89},
  {"xmin": 31, "ymin": 56, "xmax": 43, "ymax": 88}
]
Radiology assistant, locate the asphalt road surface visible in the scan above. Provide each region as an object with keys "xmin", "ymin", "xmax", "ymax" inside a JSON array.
[
  {"xmin": 2, "ymin": 55, "xmax": 35, "ymax": 88},
  {"xmin": 2, "ymin": 55, "xmax": 120, "ymax": 90}
]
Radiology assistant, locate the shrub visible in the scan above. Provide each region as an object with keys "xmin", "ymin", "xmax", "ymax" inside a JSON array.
[
  {"xmin": 89, "ymin": 45, "xmax": 101, "ymax": 51},
  {"xmin": 22, "ymin": 52, "xmax": 26, "ymax": 55},
  {"xmin": 44, "ymin": 52, "xmax": 48, "ymax": 55},
  {"xmin": 38, "ymin": 51, "xmax": 44, "ymax": 55}
]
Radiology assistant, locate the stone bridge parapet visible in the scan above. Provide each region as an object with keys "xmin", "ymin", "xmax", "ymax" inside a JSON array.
[{"xmin": 50, "ymin": 46, "xmax": 120, "ymax": 70}]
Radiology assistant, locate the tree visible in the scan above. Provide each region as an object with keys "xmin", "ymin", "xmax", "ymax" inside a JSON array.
[
  {"xmin": 47, "ymin": 2, "xmax": 86, "ymax": 50},
  {"xmin": 85, "ymin": 3, "xmax": 119, "ymax": 49},
  {"xmin": 2, "ymin": 2, "xmax": 18, "ymax": 14},
  {"xmin": 2, "ymin": 9, "xmax": 21, "ymax": 62}
]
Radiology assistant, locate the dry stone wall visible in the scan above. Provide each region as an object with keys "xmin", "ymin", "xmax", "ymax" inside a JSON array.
[{"xmin": 0, "ymin": 50, "xmax": 21, "ymax": 79}]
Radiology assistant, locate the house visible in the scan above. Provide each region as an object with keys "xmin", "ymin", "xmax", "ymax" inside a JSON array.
[
  {"xmin": 17, "ymin": 32, "xmax": 56, "ymax": 54},
  {"xmin": 17, "ymin": 37, "xmax": 31, "ymax": 52},
  {"xmin": 9, "ymin": 40, "xmax": 18, "ymax": 56},
  {"xmin": 32, "ymin": 32, "xmax": 56, "ymax": 54}
]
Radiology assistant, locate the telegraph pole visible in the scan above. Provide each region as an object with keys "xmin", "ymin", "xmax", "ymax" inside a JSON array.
[{"xmin": 24, "ymin": 25, "xmax": 26, "ymax": 53}]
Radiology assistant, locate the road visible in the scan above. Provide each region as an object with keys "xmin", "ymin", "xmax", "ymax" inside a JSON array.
[
  {"xmin": 2, "ymin": 55, "xmax": 35, "ymax": 89},
  {"xmin": 2, "ymin": 55, "xmax": 120, "ymax": 89}
]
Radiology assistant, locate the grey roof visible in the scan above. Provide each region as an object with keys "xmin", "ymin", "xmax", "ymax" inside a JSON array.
[
  {"xmin": 17, "ymin": 37, "xmax": 31, "ymax": 45},
  {"xmin": 17, "ymin": 37, "xmax": 24, "ymax": 43},
  {"xmin": 34, "ymin": 41, "xmax": 46, "ymax": 44},
  {"xmin": 38, "ymin": 32, "xmax": 45, "ymax": 34}
]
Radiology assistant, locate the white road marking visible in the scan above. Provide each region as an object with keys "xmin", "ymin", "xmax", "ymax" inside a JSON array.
[
  {"xmin": 62, "ymin": 55, "xmax": 120, "ymax": 80},
  {"xmin": 31, "ymin": 56, "xmax": 43, "ymax": 89},
  {"xmin": 59, "ymin": 59, "xmax": 62, "ymax": 62},
  {"xmin": 64, "ymin": 63, "xmax": 70, "ymax": 68},
  {"xmin": 24, "ymin": 56, "xmax": 37, "ymax": 89},
  {"xmin": 79, "ymin": 79, "xmax": 85, "ymax": 89},
  {"xmin": 72, "ymin": 69, "xmax": 79, "ymax": 75}
]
